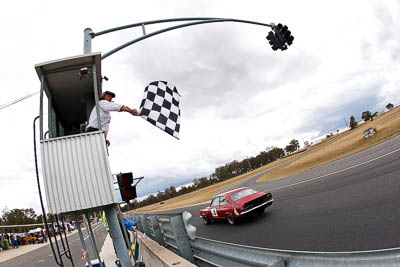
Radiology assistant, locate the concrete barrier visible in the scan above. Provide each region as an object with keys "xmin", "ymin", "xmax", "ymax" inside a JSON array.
[{"xmin": 137, "ymin": 232, "xmax": 196, "ymax": 267}]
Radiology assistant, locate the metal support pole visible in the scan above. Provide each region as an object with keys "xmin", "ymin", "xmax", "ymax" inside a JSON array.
[
  {"xmin": 48, "ymin": 94, "xmax": 53, "ymax": 138},
  {"xmin": 84, "ymin": 28, "xmax": 93, "ymax": 54},
  {"xmin": 116, "ymin": 205, "xmax": 135, "ymax": 258},
  {"xmin": 85, "ymin": 213, "xmax": 104, "ymax": 267},
  {"xmin": 141, "ymin": 24, "xmax": 146, "ymax": 35},
  {"xmin": 74, "ymin": 214, "xmax": 92, "ymax": 267},
  {"xmin": 39, "ymin": 74, "xmax": 45, "ymax": 140},
  {"xmin": 92, "ymin": 62, "xmax": 102, "ymax": 131},
  {"xmin": 100, "ymin": 18, "xmax": 273, "ymax": 59},
  {"xmin": 104, "ymin": 205, "xmax": 133, "ymax": 267}
]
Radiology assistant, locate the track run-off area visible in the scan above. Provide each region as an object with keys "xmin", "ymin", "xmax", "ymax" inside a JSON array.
[{"xmin": 167, "ymin": 134, "xmax": 400, "ymax": 252}]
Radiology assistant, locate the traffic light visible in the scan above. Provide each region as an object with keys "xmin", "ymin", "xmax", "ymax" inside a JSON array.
[
  {"xmin": 266, "ymin": 31, "xmax": 282, "ymax": 51},
  {"xmin": 286, "ymin": 33, "xmax": 294, "ymax": 46},
  {"xmin": 273, "ymin": 23, "xmax": 294, "ymax": 47},
  {"xmin": 117, "ymin": 172, "xmax": 137, "ymax": 202},
  {"xmin": 280, "ymin": 25, "xmax": 288, "ymax": 36}
]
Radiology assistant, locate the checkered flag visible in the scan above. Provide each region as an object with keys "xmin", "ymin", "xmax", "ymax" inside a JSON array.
[{"xmin": 139, "ymin": 81, "xmax": 181, "ymax": 139}]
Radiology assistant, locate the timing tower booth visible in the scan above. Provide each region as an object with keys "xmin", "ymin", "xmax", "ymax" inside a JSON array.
[
  {"xmin": 35, "ymin": 53, "xmax": 116, "ymax": 213},
  {"xmin": 35, "ymin": 53, "xmax": 134, "ymax": 267}
]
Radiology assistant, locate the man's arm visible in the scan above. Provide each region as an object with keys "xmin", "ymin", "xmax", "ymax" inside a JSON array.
[
  {"xmin": 100, "ymin": 100, "xmax": 137, "ymax": 115},
  {"xmin": 120, "ymin": 105, "xmax": 138, "ymax": 115}
]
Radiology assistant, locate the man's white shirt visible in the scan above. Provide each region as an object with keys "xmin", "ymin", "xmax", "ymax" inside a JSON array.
[{"xmin": 86, "ymin": 100, "xmax": 123, "ymax": 137}]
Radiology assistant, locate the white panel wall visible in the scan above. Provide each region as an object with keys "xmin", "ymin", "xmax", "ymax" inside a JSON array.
[{"xmin": 40, "ymin": 131, "xmax": 116, "ymax": 214}]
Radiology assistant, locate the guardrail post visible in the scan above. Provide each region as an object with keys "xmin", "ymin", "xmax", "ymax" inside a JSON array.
[
  {"xmin": 170, "ymin": 215, "xmax": 194, "ymax": 263},
  {"xmin": 132, "ymin": 214, "xmax": 138, "ymax": 224},
  {"xmin": 149, "ymin": 215, "xmax": 165, "ymax": 246},
  {"xmin": 139, "ymin": 215, "xmax": 151, "ymax": 236},
  {"xmin": 135, "ymin": 215, "xmax": 143, "ymax": 232},
  {"xmin": 182, "ymin": 211, "xmax": 196, "ymax": 240}
]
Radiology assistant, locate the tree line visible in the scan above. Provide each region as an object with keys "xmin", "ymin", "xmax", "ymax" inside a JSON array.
[
  {"xmin": 0, "ymin": 207, "xmax": 44, "ymax": 225},
  {"xmin": 0, "ymin": 207, "xmax": 99, "ymax": 226},
  {"xmin": 349, "ymin": 103, "xmax": 394, "ymax": 129}
]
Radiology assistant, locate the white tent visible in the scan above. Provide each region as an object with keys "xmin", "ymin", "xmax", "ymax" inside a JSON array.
[{"xmin": 28, "ymin": 227, "xmax": 42, "ymax": 234}]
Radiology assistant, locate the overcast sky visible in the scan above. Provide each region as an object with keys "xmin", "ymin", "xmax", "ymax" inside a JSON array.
[{"xmin": 1, "ymin": 0, "xmax": 399, "ymax": 215}]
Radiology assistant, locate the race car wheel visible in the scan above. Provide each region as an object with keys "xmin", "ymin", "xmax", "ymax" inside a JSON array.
[
  {"xmin": 202, "ymin": 216, "xmax": 210, "ymax": 225},
  {"xmin": 258, "ymin": 207, "xmax": 266, "ymax": 215},
  {"xmin": 227, "ymin": 214, "xmax": 236, "ymax": 225}
]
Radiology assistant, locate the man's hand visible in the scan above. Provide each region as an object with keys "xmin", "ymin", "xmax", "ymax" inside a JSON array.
[
  {"xmin": 131, "ymin": 109, "xmax": 138, "ymax": 116},
  {"xmin": 105, "ymin": 139, "xmax": 110, "ymax": 147}
]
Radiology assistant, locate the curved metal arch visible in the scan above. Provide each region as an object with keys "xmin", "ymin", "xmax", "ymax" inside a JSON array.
[
  {"xmin": 99, "ymin": 18, "xmax": 273, "ymax": 59},
  {"xmin": 93, "ymin": 17, "xmax": 220, "ymax": 37}
]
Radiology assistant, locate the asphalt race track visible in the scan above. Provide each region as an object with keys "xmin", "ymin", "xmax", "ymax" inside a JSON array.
[{"xmin": 166, "ymin": 135, "xmax": 400, "ymax": 252}]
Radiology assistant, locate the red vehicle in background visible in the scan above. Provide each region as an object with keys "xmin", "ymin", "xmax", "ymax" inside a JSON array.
[{"xmin": 200, "ymin": 187, "xmax": 273, "ymax": 225}]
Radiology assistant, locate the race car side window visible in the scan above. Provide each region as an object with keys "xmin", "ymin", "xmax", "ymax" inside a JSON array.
[
  {"xmin": 231, "ymin": 188, "xmax": 257, "ymax": 201},
  {"xmin": 210, "ymin": 197, "xmax": 220, "ymax": 207},
  {"xmin": 219, "ymin": 196, "xmax": 227, "ymax": 206}
]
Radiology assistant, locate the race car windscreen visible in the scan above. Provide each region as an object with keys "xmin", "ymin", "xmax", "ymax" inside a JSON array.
[{"xmin": 230, "ymin": 189, "xmax": 257, "ymax": 201}]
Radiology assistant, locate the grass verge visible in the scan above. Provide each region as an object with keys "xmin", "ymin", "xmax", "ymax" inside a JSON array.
[{"xmin": 257, "ymin": 106, "xmax": 400, "ymax": 182}]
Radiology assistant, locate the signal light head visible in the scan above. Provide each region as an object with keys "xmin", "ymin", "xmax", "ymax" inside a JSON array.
[
  {"xmin": 119, "ymin": 173, "xmax": 133, "ymax": 186},
  {"xmin": 275, "ymin": 23, "xmax": 283, "ymax": 32},
  {"xmin": 117, "ymin": 172, "xmax": 137, "ymax": 202},
  {"xmin": 281, "ymin": 25, "xmax": 288, "ymax": 34},
  {"xmin": 284, "ymin": 30, "xmax": 291, "ymax": 39},
  {"xmin": 266, "ymin": 31, "xmax": 275, "ymax": 46},
  {"xmin": 271, "ymin": 23, "xmax": 294, "ymax": 48},
  {"xmin": 287, "ymin": 35, "xmax": 294, "ymax": 45},
  {"xmin": 123, "ymin": 187, "xmax": 137, "ymax": 200},
  {"xmin": 268, "ymin": 23, "xmax": 294, "ymax": 51},
  {"xmin": 266, "ymin": 30, "xmax": 286, "ymax": 51}
]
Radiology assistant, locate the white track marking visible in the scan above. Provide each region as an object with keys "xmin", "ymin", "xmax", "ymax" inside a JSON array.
[{"xmin": 83, "ymin": 223, "xmax": 102, "ymax": 240}]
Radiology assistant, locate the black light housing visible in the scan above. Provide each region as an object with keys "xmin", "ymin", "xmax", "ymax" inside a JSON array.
[
  {"xmin": 117, "ymin": 172, "xmax": 137, "ymax": 202},
  {"xmin": 266, "ymin": 31, "xmax": 284, "ymax": 51},
  {"xmin": 272, "ymin": 23, "xmax": 294, "ymax": 48}
]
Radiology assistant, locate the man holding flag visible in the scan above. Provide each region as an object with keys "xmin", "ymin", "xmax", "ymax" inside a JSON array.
[{"xmin": 86, "ymin": 90, "xmax": 138, "ymax": 146}]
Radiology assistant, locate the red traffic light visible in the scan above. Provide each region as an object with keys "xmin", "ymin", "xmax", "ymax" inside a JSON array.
[
  {"xmin": 119, "ymin": 173, "xmax": 133, "ymax": 186},
  {"xmin": 122, "ymin": 186, "xmax": 137, "ymax": 201},
  {"xmin": 117, "ymin": 172, "xmax": 137, "ymax": 202}
]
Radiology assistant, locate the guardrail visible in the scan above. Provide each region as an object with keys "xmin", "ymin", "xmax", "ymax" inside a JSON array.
[
  {"xmin": 126, "ymin": 212, "xmax": 400, "ymax": 266},
  {"xmin": 128, "ymin": 212, "xmax": 194, "ymax": 263}
]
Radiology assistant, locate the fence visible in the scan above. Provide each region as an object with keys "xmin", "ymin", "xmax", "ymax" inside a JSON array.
[{"xmin": 126, "ymin": 212, "xmax": 400, "ymax": 266}]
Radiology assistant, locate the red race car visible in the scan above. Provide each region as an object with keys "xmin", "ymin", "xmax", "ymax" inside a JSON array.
[{"xmin": 200, "ymin": 187, "xmax": 273, "ymax": 225}]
